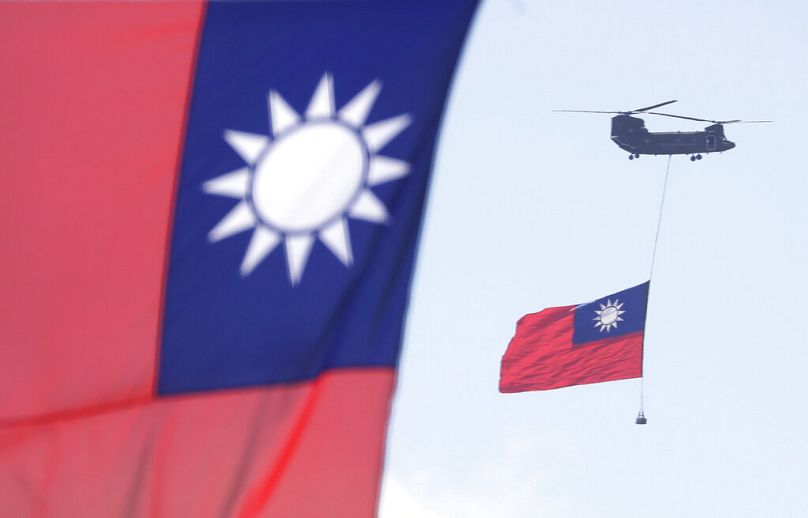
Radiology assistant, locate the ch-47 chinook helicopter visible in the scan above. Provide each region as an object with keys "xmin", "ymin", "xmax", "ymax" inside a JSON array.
[{"xmin": 555, "ymin": 100, "xmax": 770, "ymax": 161}]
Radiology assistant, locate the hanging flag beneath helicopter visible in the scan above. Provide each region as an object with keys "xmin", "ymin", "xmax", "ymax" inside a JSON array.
[{"xmin": 499, "ymin": 282, "xmax": 650, "ymax": 393}]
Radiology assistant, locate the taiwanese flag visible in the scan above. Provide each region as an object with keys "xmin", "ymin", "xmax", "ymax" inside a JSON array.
[
  {"xmin": 500, "ymin": 282, "xmax": 650, "ymax": 392},
  {"xmin": 0, "ymin": 2, "xmax": 478, "ymax": 516}
]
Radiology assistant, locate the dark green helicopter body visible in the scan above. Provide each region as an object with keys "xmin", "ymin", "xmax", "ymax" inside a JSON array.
[{"xmin": 557, "ymin": 101, "xmax": 768, "ymax": 161}]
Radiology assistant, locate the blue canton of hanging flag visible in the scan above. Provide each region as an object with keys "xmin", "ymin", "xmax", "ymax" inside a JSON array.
[
  {"xmin": 573, "ymin": 282, "xmax": 650, "ymax": 345},
  {"xmin": 0, "ymin": 2, "xmax": 478, "ymax": 517}
]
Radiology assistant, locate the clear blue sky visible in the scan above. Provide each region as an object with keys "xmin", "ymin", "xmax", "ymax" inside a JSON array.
[{"xmin": 380, "ymin": 1, "xmax": 808, "ymax": 516}]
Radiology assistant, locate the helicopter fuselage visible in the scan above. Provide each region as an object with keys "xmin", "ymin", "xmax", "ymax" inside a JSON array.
[{"xmin": 610, "ymin": 115, "xmax": 735, "ymax": 158}]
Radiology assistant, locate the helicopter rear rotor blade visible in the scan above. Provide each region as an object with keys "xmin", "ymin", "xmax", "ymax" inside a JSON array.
[
  {"xmin": 552, "ymin": 109, "xmax": 622, "ymax": 114},
  {"xmin": 646, "ymin": 112, "xmax": 772, "ymax": 124},
  {"xmin": 631, "ymin": 100, "xmax": 677, "ymax": 113},
  {"xmin": 645, "ymin": 111, "xmax": 720, "ymax": 123}
]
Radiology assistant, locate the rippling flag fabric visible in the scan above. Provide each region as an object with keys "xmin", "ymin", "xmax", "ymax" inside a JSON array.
[
  {"xmin": 500, "ymin": 282, "xmax": 650, "ymax": 393},
  {"xmin": 0, "ymin": 2, "xmax": 478, "ymax": 516}
]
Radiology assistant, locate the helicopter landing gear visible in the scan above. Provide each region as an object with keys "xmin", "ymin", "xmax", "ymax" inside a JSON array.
[
  {"xmin": 628, "ymin": 153, "xmax": 639, "ymax": 160},
  {"xmin": 690, "ymin": 154, "xmax": 703, "ymax": 161}
]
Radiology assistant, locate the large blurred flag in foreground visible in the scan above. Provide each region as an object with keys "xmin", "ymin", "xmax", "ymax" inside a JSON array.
[
  {"xmin": 0, "ymin": 2, "xmax": 477, "ymax": 516},
  {"xmin": 500, "ymin": 282, "xmax": 649, "ymax": 392}
]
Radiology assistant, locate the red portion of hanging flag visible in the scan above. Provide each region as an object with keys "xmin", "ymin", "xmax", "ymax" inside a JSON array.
[{"xmin": 499, "ymin": 305, "xmax": 644, "ymax": 393}]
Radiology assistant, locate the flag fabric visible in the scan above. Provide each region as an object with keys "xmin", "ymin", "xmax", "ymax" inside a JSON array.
[
  {"xmin": 500, "ymin": 282, "xmax": 650, "ymax": 393},
  {"xmin": 0, "ymin": 2, "xmax": 478, "ymax": 516}
]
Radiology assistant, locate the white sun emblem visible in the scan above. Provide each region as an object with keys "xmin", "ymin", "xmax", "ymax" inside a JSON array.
[
  {"xmin": 203, "ymin": 73, "xmax": 411, "ymax": 284},
  {"xmin": 593, "ymin": 298, "xmax": 626, "ymax": 332}
]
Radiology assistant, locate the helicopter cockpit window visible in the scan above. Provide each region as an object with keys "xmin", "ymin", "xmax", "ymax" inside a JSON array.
[{"xmin": 706, "ymin": 134, "xmax": 717, "ymax": 151}]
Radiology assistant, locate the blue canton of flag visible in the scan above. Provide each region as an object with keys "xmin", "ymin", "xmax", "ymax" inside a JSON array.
[
  {"xmin": 572, "ymin": 282, "xmax": 650, "ymax": 346},
  {"xmin": 158, "ymin": 1, "xmax": 479, "ymax": 395}
]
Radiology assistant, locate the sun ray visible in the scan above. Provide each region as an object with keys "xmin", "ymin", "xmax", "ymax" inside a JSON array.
[
  {"xmin": 349, "ymin": 189, "xmax": 389, "ymax": 223},
  {"xmin": 268, "ymin": 90, "xmax": 300, "ymax": 136},
  {"xmin": 362, "ymin": 114, "xmax": 411, "ymax": 153},
  {"xmin": 367, "ymin": 155, "xmax": 410, "ymax": 186},
  {"xmin": 319, "ymin": 218, "xmax": 353, "ymax": 266},
  {"xmin": 203, "ymin": 168, "xmax": 250, "ymax": 198},
  {"xmin": 285, "ymin": 234, "xmax": 315, "ymax": 285},
  {"xmin": 224, "ymin": 130, "xmax": 269, "ymax": 165},
  {"xmin": 208, "ymin": 201, "xmax": 257, "ymax": 242},
  {"xmin": 338, "ymin": 80, "xmax": 381, "ymax": 127},
  {"xmin": 306, "ymin": 73, "xmax": 335, "ymax": 119},
  {"xmin": 240, "ymin": 227, "xmax": 281, "ymax": 276}
]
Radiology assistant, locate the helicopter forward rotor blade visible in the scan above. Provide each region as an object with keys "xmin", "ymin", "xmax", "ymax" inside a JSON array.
[
  {"xmin": 720, "ymin": 119, "xmax": 772, "ymax": 124},
  {"xmin": 631, "ymin": 100, "xmax": 677, "ymax": 113},
  {"xmin": 552, "ymin": 109, "xmax": 622, "ymax": 114},
  {"xmin": 554, "ymin": 101, "xmax": 678, "ymax": 115}
]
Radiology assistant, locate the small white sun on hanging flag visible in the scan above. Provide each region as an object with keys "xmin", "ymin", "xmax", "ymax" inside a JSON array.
[
  {"xmin": 203, "ymin": 73, "xmax": 411, "ymax": 284},
  {"xmin": 593, "ymin": 298, "xmax": 626, "ymax": 332}
]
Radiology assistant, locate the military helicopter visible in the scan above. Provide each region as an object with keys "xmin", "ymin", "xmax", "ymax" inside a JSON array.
[{"xmin": 555, "ymin": 100, "xmax": 770, "ymax": 161}]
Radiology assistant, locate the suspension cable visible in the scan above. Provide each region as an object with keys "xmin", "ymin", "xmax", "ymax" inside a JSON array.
[{"xmin": 638, "ymin": 154, "xmax": 673, "ymax": 423}]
